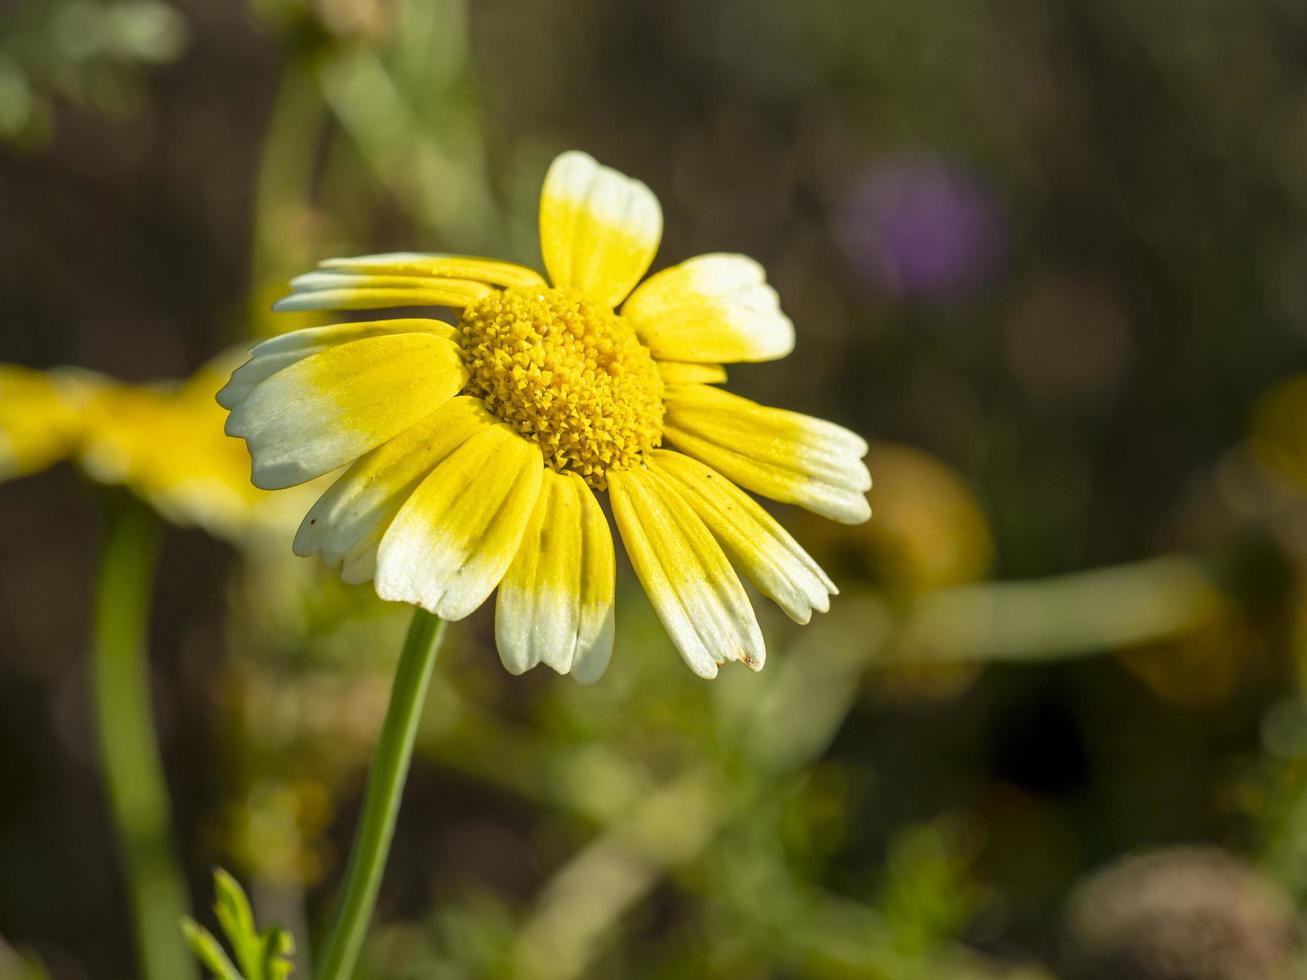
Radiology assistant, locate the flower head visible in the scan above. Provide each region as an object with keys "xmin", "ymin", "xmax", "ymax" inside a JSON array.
[
  {"xmin": 0, "ymin": 357, "xmax": 291, "ymax": 542},
  {"xmin": 221, "ymin": 151, "xmax": 871, "ymax": 682},
  {"xmin": 78, "ymin": 358, "xmax": 286, "ymax": 540}
]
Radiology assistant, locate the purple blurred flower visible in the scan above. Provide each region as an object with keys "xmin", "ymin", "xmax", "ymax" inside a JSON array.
[{"xmin": 838, "ymin": 157, "xmax": 1005, "ymax": 300}]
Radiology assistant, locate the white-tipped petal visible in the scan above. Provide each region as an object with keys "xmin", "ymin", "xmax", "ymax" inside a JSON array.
[
  {"xmin": 252, "ymin": 318, "xmax": 459, "ymax": 356},
  {"xmin": 539, "ymin": 151, "xmax": 662, "ymax": 308},
  {"xmin": 495, "ymin": 469, "xmax": 615, "ymax": 683},
  {"xmin": 271, "ymin": 275, "xmax": 492, "ymax": 313},
  {"xmin": 375, "ymin": 425, "xmax": 544, "ymax": 620},
  {"xmin": 293, "ymin": 397, "xmax": 496, "ymax": 577},
  {"xmin": 663, "ymin": 384, "xmax": 871, "ymax": 525},
  {"xmin": 224, "ymin": 332, "xmax": 468, "ymax": 489},
  {"xmin": 609, "ymin": 465, "xmax": 764, "ymax": 678},
  {"xmin": 624, "ymin": 254, "xmax": 794, "ymax": 363},
  {"xmin": 649, "ymin": 450, "xmax": 836, "ymax": 625},
  {"xmin": 217, "ymin": 319, "xmax": 457, "ymax": 410},
  {"xmin": 318, "ymin": 252, "xmax": 546, "ymax": 289}
]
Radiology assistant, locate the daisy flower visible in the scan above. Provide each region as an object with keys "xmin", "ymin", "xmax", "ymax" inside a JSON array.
[
  {"xmin": 1, "ymin": 356, "xmax": 311, "ymax": 980},
  {"xmin": 220, "ymin": 151, "xmax": 871, "ymax": 682},
  {"xmin": 78, "ymin": 359, "xmax": 285, "ymax": 540},
  {"xmin": 0, "ymin": 357, "xmax": 296, "ymax": 542}
]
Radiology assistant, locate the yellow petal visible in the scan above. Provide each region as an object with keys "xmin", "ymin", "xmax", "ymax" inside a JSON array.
[
  {"xmin": 649, "ymin": 450, "xmax": 836, "ymax": 625},
  {"xmin": 608, "ymin": 465, "xmax": 764, "ymax": 678},
  {"xmin": 79, "ymin": 367, "xmax": 272, "ymax": 540},
  {"xmin": 225, "ymin": 332, "xmax": 468, "ymax": 489},
  {"xmin": 539, "ymin": 150, "xmax": 662, "ymax": 308},
  {"xmin": 656, "ymin": 361, "xmax": 727, "ymax": 385},
  {"xmin": 663, "ymin": 384, "xmax": 871, "ymax": 525},
  {"xmin": 495, "ymin": 469, "xmax": 615, "ymax": 683},
  {"xmin": 272, "ymin": 274, "xmax": 492, "ymax": 313},
  {"xmin": 294, "ymin": 396, "xmax": 496, "ymax": 583},
  {"xmin": 375, "ymin": 424, "xmax": 544, "ymax": 619},
  {"xmin": 252, "ymin": 317, "xmax": 460, "ymax": 354},
  {"xmin": 623, "ymin": 254, "xmax": 794, "ymax": 363},
  {"xmin": 0, "ymin": 366, "xmax": 92, "ymax": 480},
  {"xmin": 217, "ymin": 319, "xmax": 457, "ymax": 410},
  {"xmin": 319, "ymin": 252, "xmax": 545, "ymax": 289}
]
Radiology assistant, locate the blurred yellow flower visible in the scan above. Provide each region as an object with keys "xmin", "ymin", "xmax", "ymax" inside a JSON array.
[
  {"xmin": 0, "ymin": 364, "xmax": 91, "ymax": 480},
  {"xmin": 221, "ymin": 151, "xmax": 871, "ymax": 682},
  {"xmin": 1, "ymin": 356, "xmax": 294, "ymax": 542},
  {"xmin": 78, "ymin": 359, "xmax": 283, "ymax": 540}
]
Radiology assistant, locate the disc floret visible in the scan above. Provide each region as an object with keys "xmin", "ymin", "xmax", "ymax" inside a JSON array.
[{"xmin": 457, "ymin": 286, "xmax": 664, "ymax": 489}]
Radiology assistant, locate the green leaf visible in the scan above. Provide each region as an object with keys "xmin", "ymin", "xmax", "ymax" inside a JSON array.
[
  {"xmin": 181, "ymin": 919, "xmax": 242, "ymax": 980},
  {"xmin": 182, "ymin": 869, "xmax": 295, "ymax": 980},
  {"xmin": 260, "ymin": 927, "xmax": 296, "ymax": 980}
]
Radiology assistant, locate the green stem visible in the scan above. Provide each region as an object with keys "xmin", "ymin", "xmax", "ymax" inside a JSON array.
[
  {"xmin": 92, "ymin": 491, "xmax": 195, "ymax": 980},
  {"xmin": 316, "ymin": 609, "xmax": 447, "ymax": 980}
]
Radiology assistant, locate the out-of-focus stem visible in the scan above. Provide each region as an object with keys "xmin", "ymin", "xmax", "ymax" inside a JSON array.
[
  {"xmin": 513, "ymin": 767, "xmax": 721, "ymax": 980},
  {"xmin": 316, "ymin": 609, "xmax": 446, "ymax": 980},
  {"xmin": 92, "ymin": 491, "xmax": 195, "ymax": 980},
  {"xmin": 895, "ymin": 554, "xmax": 1224, "ymax": 662}
]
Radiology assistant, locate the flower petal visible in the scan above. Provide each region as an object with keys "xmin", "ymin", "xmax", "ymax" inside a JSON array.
[
  {"xmin": 225, "ymin": 332, "xmax": 468, "ymax": 490},
  {"xmin": 609, "ymin": 465, "xmax": 764, "ymax": 678},
  {"xmin": 663, "ymin": 384, "xmax": 871, "ymax": 525},
  {"xmin": 293, "ymin": 396, "xmax": 496, "ymax": 583},
  {"xmin": 649, "ymin": 450, "xmax": 836, "ymax": 625},
  {"xmin": 495, "ymin": 469, "xmax": 615, "ymax": 683},
  {"xmin": 0, "ymin": 366, "xmax": 93, "ymax": 480},
  {"xmin": 217, "ymin": 319, "xmax": 456, "ymax": 410},
  {"xmin": 272, "ymin": 274, "xmax": 492, "ymax": 313},
  {"xmin": 77, "ymin": 364, "xmax": 273, "ymax": 541},
  {"xmin": 623, "ymin": 254, "xmax": 794, "ymax": 362},
  {"xmin": 375, "ymin": 424, "xmax": 544, "ymax": 620},
  {"xmin": 318, "ymin": 252, "xmax": 545, "ymax": 289},
  {"xmin": 539, "ymin": 151, "xmax": 662, "ymax": 308},
  {"xmin": 656, "ymin": 361, "xmax": 727, "ymax": 385}
]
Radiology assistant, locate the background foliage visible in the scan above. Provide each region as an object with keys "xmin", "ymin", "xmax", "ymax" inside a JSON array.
[{"xmin": 4, "ymin": 1, "xmax": 1307, "ymax": 977}]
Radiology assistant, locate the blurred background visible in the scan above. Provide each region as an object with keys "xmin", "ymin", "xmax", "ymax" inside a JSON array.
[{"xmin": 4, "ymin": 0, "xmax": 1307, "ymax": 977}]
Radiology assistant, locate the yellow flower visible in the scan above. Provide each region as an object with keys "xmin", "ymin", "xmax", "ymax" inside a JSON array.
[
  {"xmin": 221, "ymin": 151, "xmax": 871, "ymax": 681},
  {"xmin": 0, "ymin": 365, "xmax": 91, "ymax": 480},
  {"xmin": 1, "ymin": 357, "xmax": 293, "ymax": 542},
  {"xmin": 78, "ymin": 358, "xmax": 282, "ymax": 540}
]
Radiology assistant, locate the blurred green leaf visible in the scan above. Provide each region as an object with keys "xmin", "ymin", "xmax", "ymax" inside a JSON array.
[
  {"xmin": 877, "ymin": 817, "xmax": 979, "ymax": 959},
  {"xmin": 0, "ymin": 0, "xmax": 187, "ymax": 145},
  {"xmin": 182, "ymin": 869, "xmax": 295, "ymax": 980},
  {"xmin": 182, "ymin": 921, "xmax": 243, "ymax": 980}
]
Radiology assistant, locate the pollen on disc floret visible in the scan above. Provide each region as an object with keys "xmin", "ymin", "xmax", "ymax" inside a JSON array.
[{"xmin": 457, "ymin": 286, "xmax": 665, "ymax": 489}]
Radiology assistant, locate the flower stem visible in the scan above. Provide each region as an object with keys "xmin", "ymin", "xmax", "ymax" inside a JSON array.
[
  {"xmin": 317, "ymin": 609, "xmax": 447, "ymax": 980},
  {"xmin": 91, "ymin": 490, "xmax": 195, "ymax": 980}
]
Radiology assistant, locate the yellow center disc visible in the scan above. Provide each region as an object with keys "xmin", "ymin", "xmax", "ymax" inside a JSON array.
[{"xmin": 458, "ymin": 286, "xmax": 664, "ymax": 489}]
